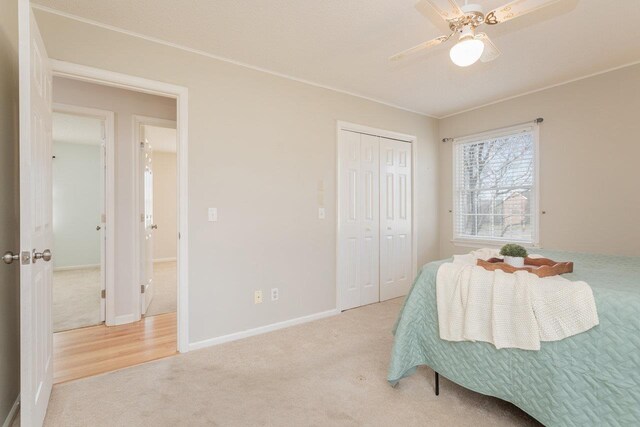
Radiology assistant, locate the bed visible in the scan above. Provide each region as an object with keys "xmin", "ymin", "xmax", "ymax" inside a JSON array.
[{"xmin": 388, "ymin": 250, "xmax": 640, "ymax": 426}]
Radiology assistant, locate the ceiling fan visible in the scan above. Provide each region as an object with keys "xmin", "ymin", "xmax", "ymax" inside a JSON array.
[{"xmin": 390, "ymin": 0, "xmax": 560, "ymax": 67}]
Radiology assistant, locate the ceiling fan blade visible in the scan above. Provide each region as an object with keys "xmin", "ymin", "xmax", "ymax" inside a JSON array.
[
  {"xmin": 475, "ymin": 33, "xmax": 501, "ymax": 63},
  {"xmin": 424, "ymin": 0, "xmax": 465, "ymax": 22},
  {"xmin": 389, "ymin": 34, "xmax": 451, "ymax": 61},
  {"xmin": 485, "ymin": 0, "xmax": 560, "ymax": 25}
]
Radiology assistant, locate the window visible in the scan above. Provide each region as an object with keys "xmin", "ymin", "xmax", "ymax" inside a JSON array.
[{"xmin": 453, "ymin": 124, "xmax": 538, "ymax": 245}]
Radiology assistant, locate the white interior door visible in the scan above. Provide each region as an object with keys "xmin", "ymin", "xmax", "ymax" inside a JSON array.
[
  {"xmin": 19, "ymin": 7, "xmax": 54, "ymax": 426},
  {"xmin": 140, "ymin": 127, "xmax": 155, "ymax": 315},
  {"xmin": 379, "ymin": 138, "xmax": 413, "ymax": 301},
  {"xmin": 359, "ymin": 134, "xmax": 380, "ymax": 306},
  {"xmin": 338, "ymin": 130, "xmax": 379, "ymax": 310},
  {"xmin": 99, "ymin": 121, "xmax": 107, "ymax": 322}
]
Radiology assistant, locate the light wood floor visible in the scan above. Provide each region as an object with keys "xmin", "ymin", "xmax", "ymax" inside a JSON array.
[{"xmin": 53, "ymin": 312, "xmax": 177, "ymax": 384}]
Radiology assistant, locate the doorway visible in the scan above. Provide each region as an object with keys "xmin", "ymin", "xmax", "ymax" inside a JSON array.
[
  {"xmin": 48, "ymin": 62, "xmax": 189, "ymax": 353},
  {"xmin": 336, "ymin": 122, "xmax": 418, "ymax": 311},
  {"xmin": 135, "ymin": 118, "xmax": 178, "ymax": 318},
  {"xmin": 51, "ymin": 106, "xmax": 113, "ymax": 332},
  {"xmin": 49, "ymin": 74, "xmax": 183, "ymax": 384}
]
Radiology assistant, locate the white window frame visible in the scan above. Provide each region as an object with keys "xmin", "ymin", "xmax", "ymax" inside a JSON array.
[{"xmin": 452, "ymin": 123, "xmax": 540, "ymax": 248}]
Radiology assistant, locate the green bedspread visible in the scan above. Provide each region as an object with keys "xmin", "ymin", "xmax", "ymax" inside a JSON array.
[{"xmin": 388, "ymin": 250, "xmax": 640, "ymax": 426}]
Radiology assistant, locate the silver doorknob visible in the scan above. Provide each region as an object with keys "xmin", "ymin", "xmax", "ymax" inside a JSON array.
[
  {"xmin": 33, "ymin": 249, "xmax": 52, "ymax": 263},
  {"xmin": 2, "ymin": 251, "xmax": 19, "ymax": 265},
  {"xmin": 96, "ymin": 225, "xmax": 101, "ymax": 231},
  {"xmin": 151, "ymin": 224, "xmax": 158, "ymax": 230}
]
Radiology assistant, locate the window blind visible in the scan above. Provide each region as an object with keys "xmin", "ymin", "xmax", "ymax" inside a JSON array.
[{"xmin": 454, "ymin": 126, "xmax": 537, "ymax": 244}]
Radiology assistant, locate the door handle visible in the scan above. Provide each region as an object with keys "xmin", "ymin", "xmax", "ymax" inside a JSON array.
[
  {"xmin": 96, "ymin": 225, "xmax": 102, "ymax": 231},
  {"xmin": 151, "ymin": 224, "xmax": 158, "ymax": 230},
  {"xmin": 33, "ymin": 249, "xmax": 52, "ymax": 263},
  {"xmin": 2, "ymin": 251, "xmax": 19, "ymax": 265}
]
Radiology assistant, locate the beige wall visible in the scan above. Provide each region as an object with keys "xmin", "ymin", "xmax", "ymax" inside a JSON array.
[
  {"xmin": 152, "ymin": 151, "xmax": 178, "ymax": 260},
  {"xmin": 0, "ymin": 0, "xmax": 20, "ymax": 422},
  {"xmin": 53, "ymin": 77, "xmax": 176, "ymax": 322},
  {"xmin": 439, "ymin": 64, "xmax": 640, "ymax": 258},
  {"xmin": 34, "ymin": 10, "xmax": 440, "ymax": 343}
]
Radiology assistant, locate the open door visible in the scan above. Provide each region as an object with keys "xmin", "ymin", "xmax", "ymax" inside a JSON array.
[
  {"xmin": 19, "ymin": 5, "xmax": 54, "ymax": 426},
  {"xmin": 140, "ymin": 126, "xmax": 155, "ymax": 315},
  {"xmin": 99, "ymin": 121, "xmax": 107, "ymax": 322}
]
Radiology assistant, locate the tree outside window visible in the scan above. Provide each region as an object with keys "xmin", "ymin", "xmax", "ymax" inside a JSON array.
[{"xmin": 454, "ymin": 127, "xmax": 537, "ymax": 243}]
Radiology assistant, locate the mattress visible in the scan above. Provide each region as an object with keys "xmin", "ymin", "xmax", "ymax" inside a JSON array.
[{"xmin": 388, "ymin": 250, "xmax": 640, "ymax": 426}]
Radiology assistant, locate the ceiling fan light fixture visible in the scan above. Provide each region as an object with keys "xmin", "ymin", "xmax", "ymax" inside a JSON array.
[{"xmin": 449, "ymin": 37, "xmax": 485, "ymax": 67}]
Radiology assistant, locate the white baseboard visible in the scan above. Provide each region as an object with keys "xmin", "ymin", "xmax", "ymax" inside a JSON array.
[
  {"xmin": 54, "ymin": 263, "xmax": 100, "ymax": 272},
  {"xmin": 2, "ymin": 394, "xmax": 19, "ymax": 427},
  {"xmin": 153, "ymin": 257, "xmax": 177, "ymax": 263},
  {"xmin": 112, "ymin": 313, "xmax": 138, "ymax": 326},
  {"xmin": 189, "ymin": 308, "xmax": 340, "ymax": 351}
]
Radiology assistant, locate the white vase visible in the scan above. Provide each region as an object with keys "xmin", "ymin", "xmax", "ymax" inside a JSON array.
[{"xmin": 504, "ymin": 256, "xmax": 525, "ymax": 268}]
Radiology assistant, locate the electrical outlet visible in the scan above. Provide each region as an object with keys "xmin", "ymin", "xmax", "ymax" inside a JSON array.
[
  {"xmin": 318, "ymin": 207, "xmax": 325, "ymax": 219},
  {"xmin": 271, "ymin": 288, "xmax": 279, "ymax": 301},
  {"xmin": 254, "ymin": 290, "xmax": 263, "ymax": 304}
]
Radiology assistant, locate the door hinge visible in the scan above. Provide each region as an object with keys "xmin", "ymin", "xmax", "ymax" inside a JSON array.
[
  {"xmin": 141, "ymin": 284, "xmax": 145, "ymax": 294},
  {"xmin": 101, "ymin": 289, "xmax": 106, "ymax": 299}
]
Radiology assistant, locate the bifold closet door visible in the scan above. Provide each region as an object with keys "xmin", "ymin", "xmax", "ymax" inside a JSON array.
[
  {"xmin": 338, "ymin": 131, "xmax": 380, "ymax": 311},
  {"xmin": 379, "ymin": 138, "xmax": 412, "ymax": 301}
]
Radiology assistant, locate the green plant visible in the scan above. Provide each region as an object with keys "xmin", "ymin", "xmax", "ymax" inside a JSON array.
[{"xmin": 500, "ymin": 243, "xmax": 528, "ymax": 258}]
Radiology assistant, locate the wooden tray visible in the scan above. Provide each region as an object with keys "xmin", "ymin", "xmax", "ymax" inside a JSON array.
[{"xmin": 477, "ymin": 257, "xmax": 574, "ymax": 278}]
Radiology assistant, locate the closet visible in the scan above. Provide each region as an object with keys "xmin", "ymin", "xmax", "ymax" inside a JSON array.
[{"xmin": 338, "ymin": 129, "xmax": 413, "ymax": 311}]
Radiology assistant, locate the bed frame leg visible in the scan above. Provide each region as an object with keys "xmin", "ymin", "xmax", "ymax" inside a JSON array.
[{"xmin": 435, "ymin": 371, "xmax": 439, "ymax": 396}]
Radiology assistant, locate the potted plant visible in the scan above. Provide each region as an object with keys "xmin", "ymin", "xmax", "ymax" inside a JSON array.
[{"xmin": 500, "ymin": 244, "xmax": 528, "ymax": 268}]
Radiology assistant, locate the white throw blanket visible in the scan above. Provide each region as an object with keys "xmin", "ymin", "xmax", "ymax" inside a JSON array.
[{"xmin": 436, "ymin": 249, "xmax": 599, "ymax": 350}]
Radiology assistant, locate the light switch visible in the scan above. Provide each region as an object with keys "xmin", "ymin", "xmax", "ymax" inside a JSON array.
[
  {"xmin": 208, "ymin": 207, "xmax": 218, "ymax": 222},
  {"xmin": 318, "ymin": 207, "xmax": 326, "ymax": 219}
]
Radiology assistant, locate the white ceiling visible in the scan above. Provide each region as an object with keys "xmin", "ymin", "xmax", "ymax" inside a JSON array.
[
  {"xmin": 34, "ymin": 0, "xmax": 640, "ymax": 117},
  {"xmin": 53, "ymin": 112, "xmax": 103, "ymax": 145},
  {"xmin": 145, "ymin": 125, "xmax": 177, "ymax": 153}
]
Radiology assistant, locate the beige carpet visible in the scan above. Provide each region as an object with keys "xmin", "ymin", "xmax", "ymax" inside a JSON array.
[
  {"xmin": 53, "ymin": 262, "xmax": 176, "ymax": 332},
  {"xmin": 53, "ymin": 267, "xmax": 101, "ymax": 332},
  {"xmin": 44, "ymin": 298, "xmax": 540, "ymax": 426}
]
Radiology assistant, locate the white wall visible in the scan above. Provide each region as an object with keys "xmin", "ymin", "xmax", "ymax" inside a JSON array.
[
  {"xmin": 52, "ymin": 141, "xmax": 102, "ymax": 269},
  {"xmin": 0, "ymin": 0, "xmax": 20, "ymax": 422},
  {"xmin": 52, "ymin": 77, "xmax": 176, "ymax": 322},
  {"xmin": 35, "ymin": 10, "xmax": 440, "ymax": 344},
  {"xmin": 152, "ymin": 151, "xmax": 177, "ymax": 260},
  {"xmin": 439, "ymin": 63, "xmax": 640, "ymax": 258}
]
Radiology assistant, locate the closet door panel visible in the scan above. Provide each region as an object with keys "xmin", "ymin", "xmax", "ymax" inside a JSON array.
[
  {"xmin": 380, "ymin": 138, "xmax": 412, "ymax": 301},
  {"xmin": 339, "ymin": 130, "xmax": 362, "ymax": 310},
  {"xmin": 359, "ymin": 134, "xmax": 380, "ymax": 306},
  {"xmin": 381, "ymin": 234, "xmax": 394, "ymax": 285}
]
